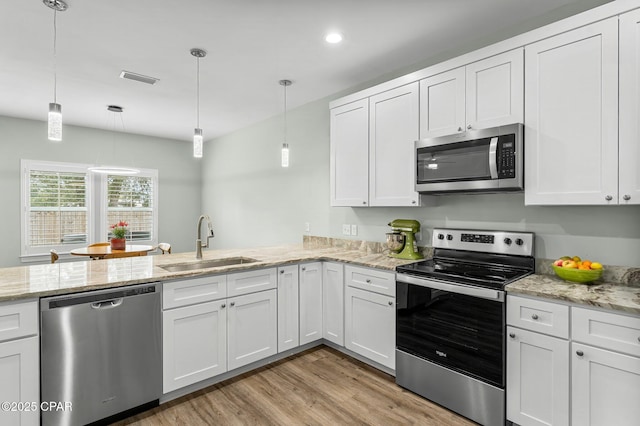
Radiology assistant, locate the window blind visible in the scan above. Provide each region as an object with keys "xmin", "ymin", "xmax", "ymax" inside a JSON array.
[{"xmin": 107, "ymin": 175, "xmax": 154, "ymax": 241}]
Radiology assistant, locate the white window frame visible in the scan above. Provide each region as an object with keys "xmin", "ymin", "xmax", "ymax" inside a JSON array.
[
  {"xmin": 20, "ymin": 159, "xmax": 159, "ymax": 261},
  {"xmin": 96, "ymin": 168, "xmax": 158, "ymax": 245}
]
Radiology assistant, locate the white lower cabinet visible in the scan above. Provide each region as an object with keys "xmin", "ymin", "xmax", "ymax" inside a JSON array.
[
  {"xmin": 507, "ymin": 295, "xmax": 640, "ymax": 426},
  {"xmin": 228, "ymin": 289, "xmax": 278, "ymax": 370},
  {"xmin": 506, "ymin": 326, "xmax": 569, "ymax": 426},
  {"xmin": 277, "ymin": 265, "xmax": 299, "ymax": 352},
  {"xmin": 571, "ymin": 343, "xmax": 640, "ymax": 426},
  {"xmin": 322, "ymin": 262, "xmax": 344, "ymax": 346},
  {"xmin": 345, "ymin": 286, "xmax": 395, "ymax": 369},
  {"xmin": 299, "ymin": 262, "xmax": 323, "ymax": 345},
  {"xmin": 0, "ymin": 337, "xmax": 39, "ymax": 426},
  {"xmin": 162, "ymin": 271, "xmax": 277, "ymax": 393},
  {"xmin": 162, "ymin": 300, "xmax": 227, "ymax": 393},
  {"xmin": 0, "ymin": 299, "xmax": 39, "ymax": 426}
]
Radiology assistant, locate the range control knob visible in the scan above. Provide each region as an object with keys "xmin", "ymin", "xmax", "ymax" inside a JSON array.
[
  {"xmin": 438, "ymin": 234, "xmax": 445, "ymax": 240},
  {"xmin": 503, "ymin": 238, "xmax": 512, "ymax": 245},
  {"xmin": 515, "ymin": 238, "xmax": 524, "ymax": 246},
  {"xmin": 446, "ymin": 234, "xmax": 453, "ymax": 241}
]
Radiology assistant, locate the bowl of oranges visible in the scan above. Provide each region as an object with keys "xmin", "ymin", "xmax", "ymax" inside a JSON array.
[{"xmin": 552, "ymin": 256, "xmax": 604, "ymax": 283}]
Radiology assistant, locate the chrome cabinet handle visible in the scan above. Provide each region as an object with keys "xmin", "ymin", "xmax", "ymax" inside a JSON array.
[
  {"xmin": 221, "ymin": 303, "xmax": 226, "ymax": 309},
  {"xmin": 362, "ymin": 201, "xmax": 366, "ymax": 205},
  {"xmin": 411, "ymin": 200, "xmax": 416, "ymax": 205},
  {"xmin": 366, "ymin": 279, "xmax": 371, "ymax": 283},
  {"xmin": 388, "ymin": 301, "xmax": 393, "ymax": 306},
  {"xmin": 280, "ymin": 270, "xmax": 284, "ymax": 274},
  {"xmin": 637, "ymin": 336, "xmax": 640, "ymax": 343},
  {"xmin": 467, "ymin": 124, "xmax": 472, "ymax": 130},
  {"xmin": 230, "ymin": 302, "xmax": 235, "ymax": 307},
  {"xmin": 301, "ymin": 267, "xmax": 306, "ymax": 271},
  {"xmin": 509, "ymin": 332, "xmax": 516, "ymax": 338},
  {"xmin": 605, "ymin": 195, "xmax": 613, "ymax": 201},
  {"xmin": 576, "ymin": 350, "xmax": 584, "ymax": 357},
  {"xmin": 623, "ymin": 195, "xmax": 631, "ymax": 201},
  {"xmin": 457, "ymin": 126, "xmax": 463, "ymax": 132},
  {"xmin": 531, "ymin": 314, "xmax": 539, "ymax": 320}
]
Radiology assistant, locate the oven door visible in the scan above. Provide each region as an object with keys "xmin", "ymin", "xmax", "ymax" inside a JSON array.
[{"xmin": 396, "ymin": 274, "xmax": 505, "ymax": 387}]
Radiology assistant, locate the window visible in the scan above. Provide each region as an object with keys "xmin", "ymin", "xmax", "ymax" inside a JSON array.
[{"xmin": 21, "ymin": 160, "xmax": 158, "ymax": 259}]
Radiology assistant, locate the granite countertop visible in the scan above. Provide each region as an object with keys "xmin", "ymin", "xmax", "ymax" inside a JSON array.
[
  {"xmin": 506, "ymin": 274, "xmax": 640, "ymax": 316},
  {"xmin": 0, "ymin": 243, "xmax": 415, "ymax": 302}
]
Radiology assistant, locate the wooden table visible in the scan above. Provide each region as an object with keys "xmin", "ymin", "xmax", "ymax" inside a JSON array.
[{"xmin": 70, "ymin": 244, "xmax": 156, "ymax": 260}]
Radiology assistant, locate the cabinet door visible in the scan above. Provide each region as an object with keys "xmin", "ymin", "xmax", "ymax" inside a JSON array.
[
  {"xmin": 162, "ymin": 300, "xmax": 227, "ymax": 393},
  {"xmin": 227, "ymin": 289, "xmax": 277, "ymax": 371},
  {"xmin": 466, "ymin": 49, "xmax": 523, "ymax": 130},
  {"xmin": 419, "ymin": 67, "xmax": 465, "ymax": 138},
  {"xmin": 330, "ymin": 99, "xmax": 369, "ymax": 206},
  {"xmin": 572, "ymin": 343, "xmax": 640, "ymax": 426},
  {"xmin": 345, "ymin": 286, "xmax": 395, "ymax": 369},
  {"xmin": 277, "ymin": 265, "xmax": 299, "ymax": 353},
  {"xmin": 506, "ymin": 327, "xmax": 569, "ymax": 426},
  {"xmin": 322, "ymin": 262, "xmax": 344, "ymax": 346},
  {"xmin": 524, "ymin": 18, "xmax": 618, "ymax": 205},
  {"xmin": 299, "ymin": 262, "xmax": 323, "ymax": 345},
  {"xmin": 0, "ymin": 337, "xmax": 39, "ymax": 426},
  {"xmin": 369, "ymin": 83, "xmax": 420, "ymax": 206},
  {"xmin": 619, "ymin": 9, "xmax": 640, "ymax": 205}
]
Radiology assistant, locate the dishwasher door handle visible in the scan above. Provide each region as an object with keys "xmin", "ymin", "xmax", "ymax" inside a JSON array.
[{"xmin": 91, "ymin": 298, "xmax": 124, "ymax": 310}]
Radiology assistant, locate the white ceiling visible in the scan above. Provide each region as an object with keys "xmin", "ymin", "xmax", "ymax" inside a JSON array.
[{"xmin": 0, "ymin": 0, "xmax": 611, "ymax": 142}]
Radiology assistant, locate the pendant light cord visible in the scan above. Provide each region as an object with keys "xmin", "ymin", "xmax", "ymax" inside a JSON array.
[
  {"xmin": 283, "ymin": 83, "xmax": 287, "ymax": 143},
  {"xmin": 53, "ymin": 9, "xmax": 57, "ymax": 103},
  {"xmin": 196, "ymin": 56, "xmax": 200, "ymax": 128}
]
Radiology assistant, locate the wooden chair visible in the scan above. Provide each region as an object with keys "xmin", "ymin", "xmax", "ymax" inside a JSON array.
[
  {"xmin": 89, "ymin": 242, "xmax": 110, "ymax": 247},
  {"xmin": 158, "ymin": 243, "xmax": 171, "ymax": 254},
  {"xmin": 50, "ymin": 249, "xmax": 59, "ymax": 264}
]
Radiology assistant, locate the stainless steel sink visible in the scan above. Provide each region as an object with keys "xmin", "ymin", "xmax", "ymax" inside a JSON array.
[{"xmin": 159, "ymin": 257, "xmax": 259, "ymax": 272}]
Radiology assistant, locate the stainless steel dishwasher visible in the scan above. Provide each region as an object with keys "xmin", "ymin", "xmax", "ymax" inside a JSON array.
[{"xmin": 41, "ymin": 283, "xmax": 161, "ymax": 426}]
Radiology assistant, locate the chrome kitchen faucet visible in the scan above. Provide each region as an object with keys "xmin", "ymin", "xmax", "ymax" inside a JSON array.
[{"xmin": 196, "ymin": 215, "xmax": 215, "ymax": 259}]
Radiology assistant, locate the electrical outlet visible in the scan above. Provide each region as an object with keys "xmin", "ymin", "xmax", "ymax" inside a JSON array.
[
  {"xmin": 342, "ymin": 224, "xmax": 351, "ymax": 236},
  {"xmin": 305, "ymin": 222, "xmax": 310, "ymax": 233},
  {"xmin": 351, "ymin": 224, "xmax": 358, "ymax": 236}
]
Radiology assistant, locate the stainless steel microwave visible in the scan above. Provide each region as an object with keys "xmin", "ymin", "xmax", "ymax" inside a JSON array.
[{"xmin": 415, "ymin": 123, "xmax": 524, "ymax": 194}]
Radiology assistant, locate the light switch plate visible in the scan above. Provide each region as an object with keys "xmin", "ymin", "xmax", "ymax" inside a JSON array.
[
  {"xmin": 351, "ymin": 224, "xmax": 358, "ymax": 236},
  {"xmin": 342, "ymin": 224, "xmax": 351, "ymax": 236}
]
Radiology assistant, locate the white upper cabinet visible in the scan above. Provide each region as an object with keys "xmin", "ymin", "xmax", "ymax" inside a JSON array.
[
  {"xmin": 420, "ymin": 49, "xmax": 523, "ymax": 139},
  {"xmin": 524, "ymin": 18, "xmax": 619, "ymax": 205},
  {"xmin": 466, "ymin": 49, "xmax": 523, "ymax": 130},
  {"xmin": 330, "ymin": 99, "xmax": 369, "ymax": 207},
  {"xmin": 369, "ymin": 83, "xmax": 420, "ymax": 206},
  {"xmin": 619, "ymin": 8, "xmax": 640, "ymax": 205},
  {"xmin": 420, "ymin": 67, "xmax": 465, "ymax": 138}
]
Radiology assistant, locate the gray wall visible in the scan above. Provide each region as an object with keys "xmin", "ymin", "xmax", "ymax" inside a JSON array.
[
  {"xmin": 0, "ymin": 115, "xmax": 201, "ymax": 267},
  {"xmin": 201, "ymin": 95, "xmax": 640, "ymax": 267}
]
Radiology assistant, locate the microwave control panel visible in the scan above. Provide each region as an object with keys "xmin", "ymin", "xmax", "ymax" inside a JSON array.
[{"xmin": 497, "ymin": 134, "xmax": 516, "ymax": 178}]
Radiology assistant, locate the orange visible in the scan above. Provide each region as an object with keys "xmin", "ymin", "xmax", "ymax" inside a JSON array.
[
  {"xmin": 582, "ymin": 260, "xmax": 592, "ymax": 267},
  {"xmin": 578, "ymin": 264, "xmax": 590, "ymax": 270}
]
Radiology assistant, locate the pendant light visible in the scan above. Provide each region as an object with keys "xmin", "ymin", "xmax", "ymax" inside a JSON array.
[
  {"xmin": 43, "ymin": 0, "xmax": 67, "ymax": 141},
  {"xmin": 88, "ymin": 105, "xmax": 139, "ymax": 175},
  {"xmin": 279, "ymin": 79, "xmax": 292, "ymax": 168},
  {"xmin": 191, "ymin": 48, "xmax": 207, "ymax": 158}
]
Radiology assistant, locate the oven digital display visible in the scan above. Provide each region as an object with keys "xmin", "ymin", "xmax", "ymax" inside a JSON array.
[{"xmin": 461, "ymin": 233, "xmax": 495, "ymax": 244}]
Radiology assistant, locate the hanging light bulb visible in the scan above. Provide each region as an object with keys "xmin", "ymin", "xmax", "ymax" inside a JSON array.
[
  {"xmin": 191, "ymin": 48, "xmax": 207, "ymax": 158},
  {"xmin": 279, "ymin": 79, "xmax": 292, "ymax": 168},
  {"xmin": 44, "ymin": 0, "xmax": 68, "ymax": 141}
]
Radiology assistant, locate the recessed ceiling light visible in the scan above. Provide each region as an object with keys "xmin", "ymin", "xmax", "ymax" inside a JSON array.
[{"xmin": 325, "ymin": 33, "xmax": 343, "ymax": 44}]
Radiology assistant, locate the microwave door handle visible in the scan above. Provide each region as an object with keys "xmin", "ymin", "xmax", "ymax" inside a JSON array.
[{"xmin": 489, "ymin": 137, "xmax": 499, "ymax": 179}]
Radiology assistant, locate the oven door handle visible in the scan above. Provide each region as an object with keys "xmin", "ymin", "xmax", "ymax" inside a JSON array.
[{"xmin": 396, "ymin": 273, "xmax": 504, "ymax": 302}]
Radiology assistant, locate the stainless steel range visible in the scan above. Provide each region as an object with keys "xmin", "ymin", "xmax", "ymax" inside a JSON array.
[{"xmin": 395, "ymin": 228, "xmax": 535, "ymax": 426}]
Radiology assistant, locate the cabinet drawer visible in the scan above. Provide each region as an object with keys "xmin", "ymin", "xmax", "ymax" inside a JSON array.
[
  {"xmin": 227, "ymin": 268, "xmax": 277, "ymax": 297},
  {"xmin": 507, "ymin": 295, "xmax": 569, "ymax": 338},
  {"xmin": 0, "ymin": 299, "xmax": 38, "ymax": 343},
  {"xmin": 572, "ymin": 307, "xmax": 640, "ymax": 357},
  {"xmin": 345, "ymin": 265, "xmax": 395, "ymax": 297},
  {"xmin": 163, "ymin": 275, "xmax": 227, "ymax": 310}
]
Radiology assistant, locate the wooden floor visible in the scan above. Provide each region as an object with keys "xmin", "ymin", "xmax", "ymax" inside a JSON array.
[{"xmin": 114, "ymin": 346, "xmax": 474, "ymax": 426}]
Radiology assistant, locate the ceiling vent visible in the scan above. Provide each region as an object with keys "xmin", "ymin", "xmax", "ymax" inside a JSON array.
[{"xmin": 119, "ymin": 70, "xmax": 159, "ymax": 85}]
